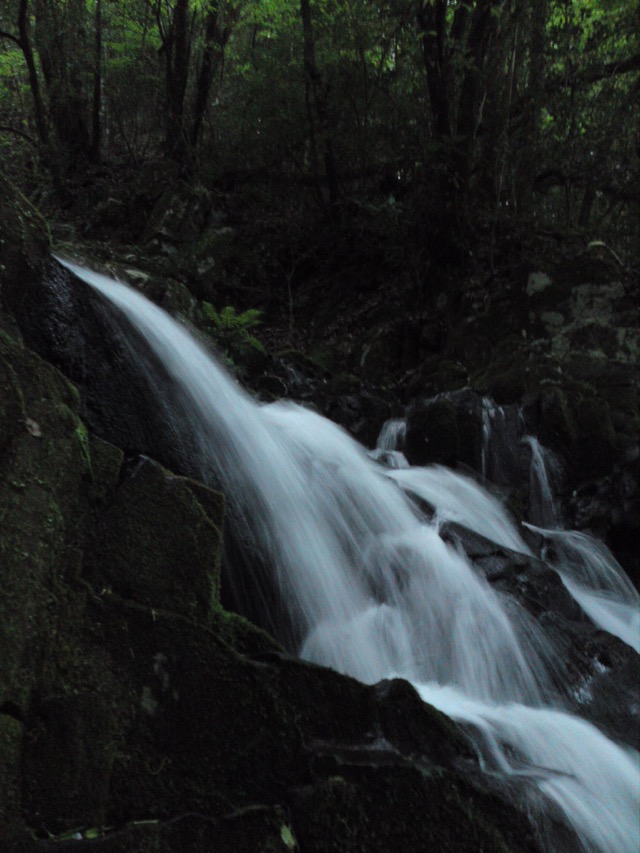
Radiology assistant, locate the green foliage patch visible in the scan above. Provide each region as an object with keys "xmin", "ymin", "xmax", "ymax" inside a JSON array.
[{"xmin": 200, "ymin": 302, "xmax": 266, "ymax": 373}]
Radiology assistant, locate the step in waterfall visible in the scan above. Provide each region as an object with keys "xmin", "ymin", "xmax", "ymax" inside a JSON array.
[{"xmin": 57, "ymin": 258, "xmax": 640, "ymax": 853}]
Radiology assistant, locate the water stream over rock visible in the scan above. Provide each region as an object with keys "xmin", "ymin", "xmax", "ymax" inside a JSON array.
[{"xmin": 57, "ymin": 258, "xmax": 640, "ymax": 853}]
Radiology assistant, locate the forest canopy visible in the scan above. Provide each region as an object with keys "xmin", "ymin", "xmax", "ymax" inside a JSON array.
[{"xmin": 0, "ymin": 0, "xmax": 638, "ymax": 259}]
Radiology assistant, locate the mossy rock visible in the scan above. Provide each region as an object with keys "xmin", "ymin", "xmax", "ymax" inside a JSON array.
[
  {"xmin": 276, "ymin": 349, "xmax": 330, "ymax": 379},
  {"xmin": 472, "ymin": 363, "xmax": 532, "ymax": 405},
  {"xmin": 566, "ymin": 320, "xmax": 618, "ymax": 356},
  {"xmin": 0, "ymin": 333, "xmax": 89, "ymax": 712},
  {"xmin": 87, "ymin": 435, "xmax": 124, "ymax": 505},
  {"xmin": 17, "ymin": 808, "xmax": 297, "ymax": 852},
  {"xmin": 86, "ymin": 457, "xmax": 224, "ymax": 625},
  {"xmin": 563, "ymin": 354, "xmax": 638, "ymax": 442},
  {"xmin": 414, "ymin": 357, "xmax": 469, "ymax": 396}
]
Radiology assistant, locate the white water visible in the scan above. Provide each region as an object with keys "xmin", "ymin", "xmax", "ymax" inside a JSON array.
[
  {"xmin": 525, "ymin": 435, "xmax": 560, "ymax": 528},
  {"xmin": 376, "ymin": 417, "xmax": 406, "ymax": 451},
  {"xmin": 525, "ymin": 524, "xmax": 640, "ymax": 654},
  {"xmin": 58, "ymin": 258, "xmax": 640, "ymax": 853}
]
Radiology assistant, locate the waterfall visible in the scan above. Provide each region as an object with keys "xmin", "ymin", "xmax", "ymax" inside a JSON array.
[
  {"xmin": 526, "ymin": 525, "xmax": 640, "ymax": 654},
  {"xmin": 376, "ymin": 417, "xmax": 406, "ymax": 451},
  {"xmin": 525, "ymin": 435, "xmax": 561, "ymax": 528},
  {"xmin": 369, "ymin": 417, "xmax": 408, "ymax": 469},
  {"xmin": 57, "ymin": 258, "xmax": 640, "ymax": 853}
]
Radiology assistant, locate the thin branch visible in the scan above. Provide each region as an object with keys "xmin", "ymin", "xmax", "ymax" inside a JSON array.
[
  {"xmin": 0, "ymin": 29, "xmax": 22, "ymax": 46},
  {"xmin": 0, "ymin": 124, "xmax": 37, "ymax": 144}
]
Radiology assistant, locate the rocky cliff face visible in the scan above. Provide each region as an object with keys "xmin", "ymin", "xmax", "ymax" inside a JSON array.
[
  {"xmin": 1, "ymin": 175, "xmax": 637, "ymax": 851},
  {"xmin": 0, "ymin": 176, "xmax": 551, "ymax": 852}
]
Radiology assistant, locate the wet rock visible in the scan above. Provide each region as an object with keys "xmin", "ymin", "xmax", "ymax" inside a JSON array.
[
  {"xmin": 8, "ymin": 259, "xmax": 204, "ymax": 480},
  {"xmin": 441, "ymin": 520, "xmax": 640, "ymax": 748}
]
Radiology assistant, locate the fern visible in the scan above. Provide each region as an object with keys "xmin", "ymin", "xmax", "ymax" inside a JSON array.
[{"xmin": 201, "ymin": 302, "xmax": 266, "ymax": 372}]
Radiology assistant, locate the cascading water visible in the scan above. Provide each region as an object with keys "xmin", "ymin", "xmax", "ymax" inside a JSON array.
[
  {"xmin": 368, "ymin": 417, "xmax": 409, "ymax": 470},
  {"xmin": 521, "ymin": 434, "xmax": 639, "ymax": 653},
  {"xmin": 57, "ymin": 258, "xmax": 640, "ymax": 853},
  {"xmin": 376, "ymin": 417, "xmax": 406, "ymax": 452}
]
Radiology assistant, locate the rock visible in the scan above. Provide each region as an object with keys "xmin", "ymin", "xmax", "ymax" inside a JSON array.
[
  {"xmin": 0, "ymin": 300, "xmax": 550, "ymax": 852},
  {"xmin": 17, "ymin": 808, "xmax": 297, "ymax": 852},
  {"xmin": 0, "ymin": 174, "xmax": 50, "ymax": 323},
  {"xmin": 404, "ymin": 390, "xmax": 488, "ymax": 470},
  {"xmin": 441, "ymin": 520, "xmax": 640, "ymax": 749},
  {"xmin": 142, "ymin": 183, "xmax": 217, "ymax": 250},
  {"xmin": 86, "ymin": 456, "xmax": 224, "ymax": 624},
  {"xmin": 7, "ymin": 259, "xmax": 204, "ymax": 480},
  {"xmin": 0, "ymin": 331, "xmax": 90, "ymax": 714},
  {"xmin": 406, "ymin": 397, "xmax": 460, "ymax": 466}
]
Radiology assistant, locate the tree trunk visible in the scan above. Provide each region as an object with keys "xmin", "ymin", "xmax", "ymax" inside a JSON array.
[
  {"xmin": 190, "ymin": 1, "xmax": 224, "ymax": 150},
  {"xmin": 16, "ymin": 0, "xmax": 49, "ymax": 149},
  {"xmin": 90, "ymin": 0, "xmax": 103, "ymax": 163},
  {"xmin": 416, "ymin": 0, "xmax": 451, "ymax": 138},
  {"xmin": 165, "ymin": 0, "xmax": 191, "ymax": 162},
  {"xmin": 516, "ymin": 0, "xmax": 547, "ymax": 213},
  {"xmin": 300, "ymin": 0, "xmax": 338, "ymax": 210},
  {"xmin": 34, "ymin": 0, "xmax": 92, "ymax": 170},
  {"xmin": 453, "ymin": 0, "xmax": 502, "ymax": 215}
]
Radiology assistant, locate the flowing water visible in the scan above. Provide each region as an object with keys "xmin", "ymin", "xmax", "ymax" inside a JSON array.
[{"xmin": 57, "ymin": 258, "xmax": 640, "ymax": 852}]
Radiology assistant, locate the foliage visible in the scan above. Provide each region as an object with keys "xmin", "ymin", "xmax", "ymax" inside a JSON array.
[
  {"xmin": 0, "ymin": 0, "xmax": 637, "ymax": 257},
  {"xmin": 200, "ymin": 302, "xmax": 266, "ymax": 372}
]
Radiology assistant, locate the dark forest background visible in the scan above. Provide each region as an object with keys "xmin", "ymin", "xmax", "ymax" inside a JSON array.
[{"xmin": 1, "ymin": 0, "xmax": 638, "ymax": 324}]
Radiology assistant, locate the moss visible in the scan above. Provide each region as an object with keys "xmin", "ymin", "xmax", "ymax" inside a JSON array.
[{"xmin": 74, "ymin": 419, "xmax": 92, "ymax": 474}]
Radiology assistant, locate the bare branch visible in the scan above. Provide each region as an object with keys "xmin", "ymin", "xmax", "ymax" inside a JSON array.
[
  {"xmin": 0, "ymin": 124, "xmax": 37, "ymax": 145},
  {"xmin": 0, "ymin": 29, "xmax": 22, "ymax": 46}
]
